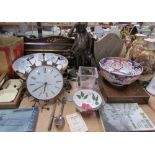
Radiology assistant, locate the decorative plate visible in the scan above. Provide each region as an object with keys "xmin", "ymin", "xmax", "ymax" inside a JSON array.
[
  {"xmin": 73, "ymin": 89, "xmax": 102, "ymax": 111},
  {"xmin": 12, "ymin": 53, "xmax": 68, "ymax": 80}
]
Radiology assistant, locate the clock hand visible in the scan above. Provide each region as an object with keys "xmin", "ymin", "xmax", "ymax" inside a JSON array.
[
  {"xmin": 36, "ymin": 81, "xmax": 44, "ymax": 84},
  {"xmin": 47, "ymin": 83, "xmax": 54, "ymax": 85},
  {"xmin": 43, "ymin": 83, "xmax": 47, "ymax": 93},
  {"xmin": 32, "ymin": 84, "xmax": 44, "ymax": 92}
]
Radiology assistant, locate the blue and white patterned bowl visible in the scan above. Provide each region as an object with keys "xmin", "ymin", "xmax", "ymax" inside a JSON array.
[{"xmin": 99, "ymin": 57, "xmax": 143, "ymax": 86}]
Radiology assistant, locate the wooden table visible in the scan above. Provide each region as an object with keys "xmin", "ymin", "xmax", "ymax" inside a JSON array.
[{"xmin": 19, "ymin": 81, "xmax": 155, "ymax": 132}]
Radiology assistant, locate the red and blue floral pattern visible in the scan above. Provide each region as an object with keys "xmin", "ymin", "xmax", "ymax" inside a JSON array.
[{"xmin": 99, "ymin": 57, "xmax": 143, "ymax": 86}]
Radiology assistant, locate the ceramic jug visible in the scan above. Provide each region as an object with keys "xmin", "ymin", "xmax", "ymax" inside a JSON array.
[
  {"xmin": 127, "ymin": 34, "xmax": 155, "ymax": 81},
  {"xmin": 127, "ymin": 34, "xmax": 146, "ymax": 60}
]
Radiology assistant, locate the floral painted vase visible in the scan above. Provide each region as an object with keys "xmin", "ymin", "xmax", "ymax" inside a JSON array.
[{"xmin": 127, "ymin": 35, "xmax": 155, "ymax": 81}]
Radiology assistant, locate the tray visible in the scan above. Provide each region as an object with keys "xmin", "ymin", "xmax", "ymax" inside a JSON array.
[{"xmin": 98, "ymin": 76, "xmax": 150, "ymax": 104}]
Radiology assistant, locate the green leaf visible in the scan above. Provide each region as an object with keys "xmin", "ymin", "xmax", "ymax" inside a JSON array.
[
  {"xmin": 92, "ymin": 93, "xmax": 96, "ymax": 100},
  {"xmin": 52, "ymin": 62, "xmax": 58, "ymax": 67},
  {"xmin": 76, "ymin": 95, "xmax": 81, "ymax": 99},
  {"xmin": 81, "ymin": 91, "xmax": 84, "ymax": 97},
  {"xmin": 96, "ymin": 95, "xmax": 98, "ymax": 101},
  {"xmin": 83, "ymin": 95, "xmax": 88, "ymax": 99}
]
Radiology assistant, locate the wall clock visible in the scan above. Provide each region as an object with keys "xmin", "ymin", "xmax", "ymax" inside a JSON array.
[
  {"xmin": 26, "ymin": 65, "xmax": 63, "ymax": 101},
  {"xmin": 12, "ymin": 53, "xmax": 70, "ymax": 110}
]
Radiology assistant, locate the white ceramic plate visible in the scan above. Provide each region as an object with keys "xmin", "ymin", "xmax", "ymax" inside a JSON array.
[{"xmin": 73, "ymin": 89, "xmax": 102, "ymax": 111}]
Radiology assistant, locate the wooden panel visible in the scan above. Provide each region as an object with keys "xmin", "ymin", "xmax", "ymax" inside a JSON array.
[
  {"xmin": 0, "ymin": 52, "xmax": 9, "ymax": 73},
  {"xmin": 98, "ymin": 77, "xmax": 150, "ymax": 104},
  {"xmin": 24, "ymin": 36, "xmax": 74, "ymax": 52},
  {"xmin": 24, "ymin": 36, "xmax": 75, "ymax": 67}
]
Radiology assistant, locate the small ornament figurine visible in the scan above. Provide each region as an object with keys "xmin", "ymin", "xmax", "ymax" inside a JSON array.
[{"xmin": 68, "ymin": 22, "xmax": 93, "ymax": 69}]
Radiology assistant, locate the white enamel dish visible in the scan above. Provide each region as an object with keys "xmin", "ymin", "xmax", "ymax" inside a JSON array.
[{"xmin": 73, "ymin": 89, "xmax": 102, "ymax": 111}]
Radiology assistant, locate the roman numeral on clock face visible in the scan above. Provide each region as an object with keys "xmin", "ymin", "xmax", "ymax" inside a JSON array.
[
  {"xmin": 54, "ymin": 74, "xmax": 59, "ymax": 78},
  {"xmin": 46, "ymin": 92, "xmax": 48, "ymax": 97},
  {"xmin": 51, "ymin": 91, "xmax": 55, "ymax": 95},
  {"xmin": 31, "ymin": 76, "xmax": 36, "ymax": 80},
  {"xmin": 43, "ymin": 67, "xmax": 46, "ymax": 73},
  {"xmin": 29, "ymin": 83, "xmax": 35, "ymax": 86},
  {"xmin": 39, "ymin": 91, "xmax": 42, "ymax": 97},
  {"xmin": 56, "ymin": 80, "xmax": 62, "ymax": 83},
  {"xmin": 55, "ymin": 86, "xmax": 60, "ymax": 89}
]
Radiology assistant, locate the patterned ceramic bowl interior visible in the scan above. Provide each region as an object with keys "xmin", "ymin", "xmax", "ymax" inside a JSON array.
[
  {"xmin": 99, "ymin": 57, "xmax": 143, "ymax": 86},
  {"xmin": 73, "ymin": 89, "xmax": 102, "ymax": 112},
  {"xmin": 12, "ymin": 53, "xmax": 68, "ymax": 80}
]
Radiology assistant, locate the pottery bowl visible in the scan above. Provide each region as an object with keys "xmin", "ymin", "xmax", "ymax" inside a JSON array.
[
  {"xmin": 73, "ymin": 89, "xmax": 102, "ymax": 114},
  {"xmin": 99, "ymin": 57, "xmax": 143, "ymax": 86}
]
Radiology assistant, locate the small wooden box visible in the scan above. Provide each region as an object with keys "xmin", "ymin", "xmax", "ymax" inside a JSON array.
[
  {"xmin": 98, "ymin": 77, "xmax": 150, "ymax": 104},
  {"xmin": 0, "ymin": 74, "xmax": 25, "ymax": 109}
]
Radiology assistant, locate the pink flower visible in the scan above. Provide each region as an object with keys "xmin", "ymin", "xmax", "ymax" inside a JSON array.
[
  {"xmin": 81, "ymin": 103, "xmax": 94, "ymax": 115},
  {"xmin": 81, "ymin": 103, "xmax": 92, "ymax": 109}
]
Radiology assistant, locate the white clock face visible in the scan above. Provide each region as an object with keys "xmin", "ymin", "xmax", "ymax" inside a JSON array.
[{"xmin": 26, "ymin": 66, "xmax": 63, "ymax": 100}]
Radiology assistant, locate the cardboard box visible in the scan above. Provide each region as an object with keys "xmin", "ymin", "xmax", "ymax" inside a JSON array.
[{"xmin": 0, "ymin": 36, "xmax": 24, "ymax": 77}]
